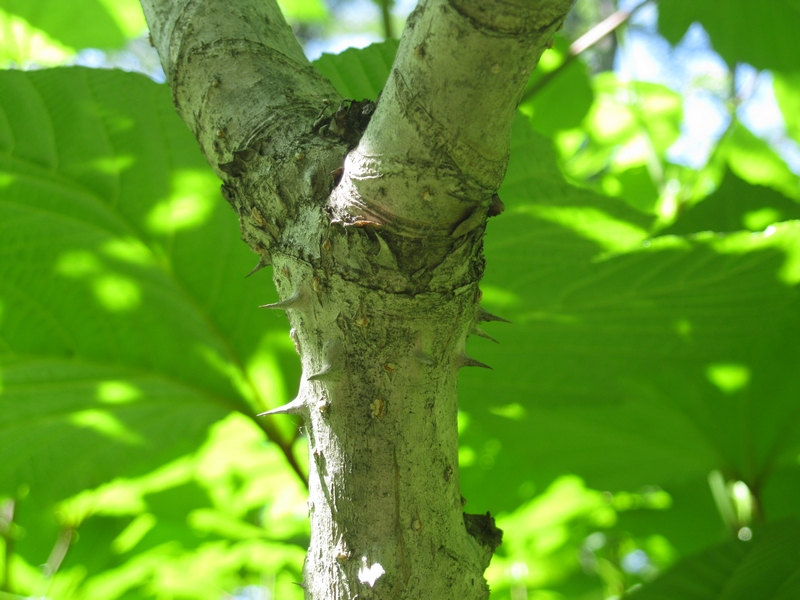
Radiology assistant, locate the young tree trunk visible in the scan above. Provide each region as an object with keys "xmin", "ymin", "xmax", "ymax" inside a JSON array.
[{"xmin": 139, "ymin": 0, "xmax": 573, "ymax": 597}]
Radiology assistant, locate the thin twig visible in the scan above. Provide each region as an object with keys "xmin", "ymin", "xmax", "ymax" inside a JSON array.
[
  {"xmin": 521, "ymin": 0, "xmax": 654, "ymax": 102},
  {"xmin": 379, "ymin": 0, "xmax": 394, "ymax": 40}
]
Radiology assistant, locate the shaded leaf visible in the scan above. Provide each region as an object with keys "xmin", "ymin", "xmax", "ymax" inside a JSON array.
[
  {"xmin": 631, "ymin": 519, "xmax": 800, "ymax": 600},
  {"xmin": 313, "ymin": 39, "xmax": 399, "ymax": 101},
  {"xmin": 520, "ymin": 35, "xmax": 594, "ymax": 137},
  {"xmin": 0, "ymin": 68, "xmax": 298, "ymax": 508},
  {"xmin": 459, "ymin": 116, "xmax": 800, "ymax": 516},
  {"xmin": 661, "ymin": 170, "xmax": 800, "ymax": 236},
  {"xmin": 659, "ymin": 0, "xmax": 800, "ymax": 73}
]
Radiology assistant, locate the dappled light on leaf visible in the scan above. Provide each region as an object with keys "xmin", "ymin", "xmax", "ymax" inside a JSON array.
[
  {"xmin": 101, "ymin": 237, "xmax": 155, "ymax": 267},
  {"xmin": 0, "ymin": 0, "xmax": 145, "ymax": 57},
  {"xmin": 45, "ymin": 414, "xmax": 307, "ymax": 598},
  {"xmin": 277, "ymin": 0, "xmax": 329, "ymax": 23},
  {"xmin": 111, "ymin": 512, "xmax": 156, "ymax": 554},
  {"xmin": 720, "ymin": 123, "xmax": 800, "ymax": 200},
  {"xmin": 488, "ymin": 403, "xmax": 527, "ymax": 421},
  {"xmin": 90, "ymin": 154, "xmax": 135, "ymax": 175},
  {"xmin": 0, "ymin": 8, "xmax": 72, "ymax": 66},
  {"xmin": 706, "ymin": 221, "xmax": 800, "ymax": 285},
  {"xmin": 92, "ymin": 274, "xmax": 141, "ymax": 312},
  {"xmin": 486, "ymin": 476, "xmax": 676, "ymax": 598},
  {"xmin": 519, "ymin": 35, "xmax": 594, "ymax": 137},
  {"xmin": 706, "ymin": 363, "xmax": 751, "ymax": 395},
  {"xmin": 70, "ymin": 410, "xmax": 144, "ymax": 446},
  {"xmin": 554, "ymin": 74, "xmax": 682, "ymax": 213},
  {"xmin": 55, "ymin": 250, "xmax": 142, "ymax": 312},
  {"xmin": 478, "ymin": 284, "xmax": 521, "ymax": 310},
  {"xmin": 245, "ymin": 331, "xmax": 297, "ymax": 417},
  {"xmin": 146, "ymin": 171, "xmax": 218, "ymax": 234},
  {"xmin": 517, "ymin": 204, "xmax": 649, "ymax": 252},
  {"xmin": 97, "ymin": 381, "xmax": 141, "ymax": 405}
]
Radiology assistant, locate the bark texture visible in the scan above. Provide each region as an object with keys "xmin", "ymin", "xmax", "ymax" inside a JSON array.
[{"xmin": 139, "ymin": 0, "xmax": 573, "ymax": 597}]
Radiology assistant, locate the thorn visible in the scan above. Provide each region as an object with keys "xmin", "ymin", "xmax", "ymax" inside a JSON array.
[
  {"xmin": 258, "ymin": 397, "xmax": 305, "ymax": 416},
  {"xmin": 245, "ymin": 257, "xmax": 269, "ymax": 278},
  {"xmin": 259, "ymin": 288, "xmax": 303, "ymax": 310},
  {"xmin": 477, "ymin": 306, "xmax": 511, "ymax": 324},
  {"xmin": 308, "ymin": 339, "xmax": 343, "ymax": 382},
  {"xmin": 470, "ymin": 325, "xmax": 498, "ymax": 343},
  {"xmin": 457, "ymin": 354, "xmax": 492, "ymax": 370},
  {"xmin": 308, "ymin": 365, "xmax": 337, "ymax": 382}
]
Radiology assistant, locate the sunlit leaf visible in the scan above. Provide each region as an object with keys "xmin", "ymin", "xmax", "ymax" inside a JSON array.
[
  {"xmin": 555, "ymin": 73, "xmax": 682, "ymax": 212},
  {"xmin": 42, "ymin": 414, "xmax": 308, "ymax": 599},
  {"xmin": 459, "ymin": 117, "xmax": 800, "ymax": 529},
  {"xmin": 719, "ymin": 122, "xmax": 800, "ymax": 200},
  {"xmin": 0, "ymin": 0, "xmax": 146, "ymax": 62},
  {"xmin": 0, "ymin": 68, "xmax": 300, "ymax": 513},
  {"xmin": 277, "ymin": 0, "xmax": 328, "ymax": 23},
  {"xmin": 773, "ymin": 71, "xmax": 800, "ymax": 145}
]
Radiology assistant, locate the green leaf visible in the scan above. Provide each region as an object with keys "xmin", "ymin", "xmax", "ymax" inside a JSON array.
[
  {"xmin": 614, "ymin": 475, "xmax": 726, "ymax": 557},
  {"xmin": 0, "ymin": 68, "xmax": 299, "ymax": 508},
  {"xmin": 0, "ymin": 0, "xmax": 146, "ymax": 62},
  {"xmin": 277, "ymin": 0, "xmax": 328, "ymax": 23},
  {"xmin": 719, "ymin": 122, "xmax": 800, "ymax": 201},
  {"xmin": 313, "ymin": 39, "xmax": 399, "ymax": 100},
  {"xmin": 661, "ymin": 169, "xmax": 800, "ymax": 236},
  {"xmin": 554, "ymin": 73, "xmax": 682, "ymax": 213},
  {"xmin": 520, "ymin": 35, "xmax": 594, "ymax": 137},
  {"xmin": 658, "ymin": 0, "xmax": 800, "ymax": 73},
  {"xmin": 631, "ymin": 519, "xmax": 800, "ymax": 600},
  {"xmin": 773, "ymin": 71, "xmax": 800, "ymax": 146},
  {"xmin": 458, "ymin": 116, "xmax": 800, "ymax": 517},
  {"xmin": 12, "ymin": 415, "xmax": 308, "ymax": 598}
]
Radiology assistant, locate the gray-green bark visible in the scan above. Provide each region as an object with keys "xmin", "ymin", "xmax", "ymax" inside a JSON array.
[{"xmin": 139, "ymin": 0, "xmax": 573, "ymax": 597}]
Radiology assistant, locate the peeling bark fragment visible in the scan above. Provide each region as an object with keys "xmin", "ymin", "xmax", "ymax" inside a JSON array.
[
  {"xmin": 488, "ymin": 194, "xmax": 505, "ymax": 217},
  {"xmin": 464, "ymin": 512, "xmax": 504, "ymax": 555}
]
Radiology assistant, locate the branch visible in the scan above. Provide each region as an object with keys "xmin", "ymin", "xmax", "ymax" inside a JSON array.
[
  {"xmin": 140, "ymin": 0, "xmax": 344, "ymax": 190},
  {"xmin": 329, "ymin": 0, "xmax": 574, "ymax": 245}
]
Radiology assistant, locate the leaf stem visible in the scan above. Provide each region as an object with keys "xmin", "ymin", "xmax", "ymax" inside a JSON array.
[
  {"xmin": 249, "ymin": 412, "xmax": 308, "ymax": 489},
  {"xmin": 0, "ymin": 500, "xmax": 13, "ymax": 593}
]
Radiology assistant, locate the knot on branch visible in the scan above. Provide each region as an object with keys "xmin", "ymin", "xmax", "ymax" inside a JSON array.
[
  {"xmin": 464, "ymin": 512, "xmax": 503, "ymax": 553},
  {"xmin": 313, "ymin": 98, "xmax": 377, "ymax": 149}
]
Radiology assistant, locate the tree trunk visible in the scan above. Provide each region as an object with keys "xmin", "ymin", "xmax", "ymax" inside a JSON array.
[{"xmin": 139, "ymin": 0, "xmax": 573, "ymax": 597}]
